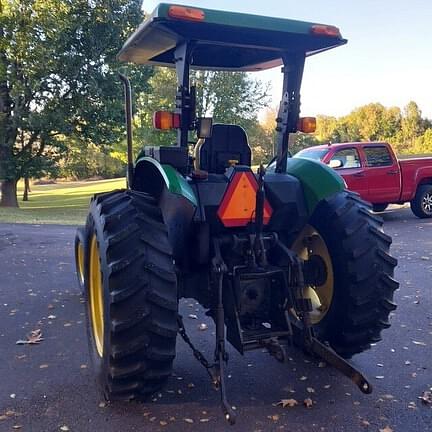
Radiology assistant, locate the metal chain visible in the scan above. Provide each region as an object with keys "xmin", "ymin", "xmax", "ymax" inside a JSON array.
[{"xmin": 177, "ymin": 315, "xmax": 213, "ymax": 370}]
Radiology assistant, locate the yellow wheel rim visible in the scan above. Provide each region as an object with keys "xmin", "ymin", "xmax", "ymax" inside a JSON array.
[
  {"xmin": 292, "ymin": 225, "xmax": 334, "ymax": 325},
  {"xmin": 89, "ymin": 234, "xmax": 104, "ymax": 357},
  {"xmin": 77, "ymin": 241, "xmax": 85, "ymax": 285}
]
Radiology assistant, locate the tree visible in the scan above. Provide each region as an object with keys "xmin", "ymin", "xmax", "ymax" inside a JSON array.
[
  {"xmin": 136, "ymin": 68, "xmax": 271, "ymax": 161},
  {"xmin": 398, "ymin": 101, "xmax": 424, "ymax": 152},
  {"xmin": 0, "ymin": 0, "xmax": 152, "ymax": 207}
]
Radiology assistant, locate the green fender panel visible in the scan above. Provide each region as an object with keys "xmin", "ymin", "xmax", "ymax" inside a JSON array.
[
  {"xmin": 286, "ymin": 157, "xmax": 345, "ymax": 214},
  {"xmin": 133, "ymin": 157, "xmax": 198, "ymax": 207}
]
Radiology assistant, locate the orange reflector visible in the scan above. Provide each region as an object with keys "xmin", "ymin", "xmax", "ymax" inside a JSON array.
[
  {"xmin": 168, "ymin": 5, "xmax": 205, "ymax": 22},
  {"xmin": 298, "ymin": 117, "xmax": 316, "ymax": 133},
  {"xmin": 217, "ymin": 171, "xmax": 273, "ymax": 228},
  {"xmin": 153, "ymin": 111, "xmax": 181, "ymax": 130},
  {"xmin": 311, "ymin": 24, "xmax": 341, "ymax": 37}
]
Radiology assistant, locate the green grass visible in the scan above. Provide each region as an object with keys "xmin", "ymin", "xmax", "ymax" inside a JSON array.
[{"xmin": 0, "ymin": 178, "xmax": 126, "ymax": 225}]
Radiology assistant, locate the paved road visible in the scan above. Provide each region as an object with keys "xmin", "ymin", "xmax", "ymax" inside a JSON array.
[{"xmin": 0, "ymin": 206, "xmax": 431, "ymax": 432}]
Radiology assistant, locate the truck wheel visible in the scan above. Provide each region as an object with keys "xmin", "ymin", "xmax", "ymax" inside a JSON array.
[
  {"xmin": 292, "ymin": 191, "xmax": 398, "ymax": 358},
  {"xmin": 74, "ymin": 226, "xmax": 87, "ymax": 293},
  {"xmin": 410, "ymin": 185, "xmax": 432, "ymax": 218},
  {"xmin": 372, "ymin": 203, "xmax": 388, "ymax": 213},
  {"xmin": 84, "ymin": 189, "xmax": 178, "ymax": 400}
]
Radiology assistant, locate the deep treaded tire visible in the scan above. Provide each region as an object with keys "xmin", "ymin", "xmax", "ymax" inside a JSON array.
[
  {"xmin": 310, "ymin": 190, "xmax": 398, "ymax": 358},
  {"xmin": 84, "ymin": 189, "xmax": 178, "ymax": 400},
  {"xmin": 410, "ymin": 184, "xmax": 432, "ymax": 218}
]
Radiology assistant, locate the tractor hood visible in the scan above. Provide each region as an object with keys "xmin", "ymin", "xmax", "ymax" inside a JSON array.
[{"xmin": 118, "ymin": 3, "xmax": 347, "ymax": 71}]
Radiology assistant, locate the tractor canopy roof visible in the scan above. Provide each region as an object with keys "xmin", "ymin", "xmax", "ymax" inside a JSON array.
[{"xmin": 117, "ymin": 3, "xmax": 347, "ymax": 71}]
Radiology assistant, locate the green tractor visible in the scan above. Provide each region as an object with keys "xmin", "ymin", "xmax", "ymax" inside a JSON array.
[{"xmin": 75, "ymin": 4, "xmax": 398, "ymax": 424}]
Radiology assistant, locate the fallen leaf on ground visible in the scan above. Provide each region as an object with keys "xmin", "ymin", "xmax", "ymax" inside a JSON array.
[
  {"xmin": 375, "ymin": 376, "xmax": 385, "ymax": 379},
  {"xmin": 200, "ymin": 418, "xmax": 210, "ymax": 423},
  {"xmin": 419, "ymin": 391, "xmax": 432, "ymax": 405},
  {"xmin": 277, "ymin": 398, "xmax": 298, "ymax": 408},
  {"xmin": 318, "ymin": 362, "xmax": 326, "ymax": 368},
  {"xmin": 160, "ymin": 421, "xmax": 168, "ymax": 426},
  {"xmin": 60, "ymin": 426, "xmax": 70, "ymax": 431},
  {"xmin": 300, "ymin": 376, "xmax": 307, "ymax": 381},
  {"xmin": 412, "ymin": 340, "xmax": 426, "ymax": 346},
  {"xmin": 39, "ymin": 364, "xmax": 49, "ymax": 369},
  {"xmin": 198, "ymin": 323, "xmax": 208, "ymax": 331},
  {"xmin": 16, "ymin": 329, "xmax": 43, "ymax": 345},
  {"xmin": 379, "ymin": 427, "xmax": 393, "ymax": 432},
  {"xmin": 306, "ymin": 387, "xmax": 315, "ymax": 393},
  {"xmin": 0, "ymin": 416, "xmax": 7, "ymax": 421},
  {"xmin": 269, "ymin": 414, "xmax": 279, "ymax": 421},
  {"xmin": 184, "ymin": 418, "xmax": 194, "ymax": 423},
  {"xmin": 304, "ymin": 398, "xmax": 313, "ymax": 408},
  {"xmin": 188, "ymin": 314, "xmax": 198, "ymax": 320}
]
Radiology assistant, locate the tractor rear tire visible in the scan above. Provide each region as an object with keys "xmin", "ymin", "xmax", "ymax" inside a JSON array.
[
  {"xmin": 84, "ymin": 189, "xmax": 178, "ymax": 401},
  {"xmin": 410, "ymin": 184, "xmax": 432, "ymax": 218},
  {"xmin": 74, "ymin": 226, "xmax": 87, "ymax": 293},
  {"xmin": 306, "ymin": 191, "xmax": 398, "ymax": 358}
]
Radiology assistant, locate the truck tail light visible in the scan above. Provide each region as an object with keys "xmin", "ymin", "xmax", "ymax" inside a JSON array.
[
  {"xmin": 168, "ymin": 6, "xmax": 205, "ymax": 22},
  {"xmin": 153, "ymin": 111, "xmax": 181, "ymax": 130},
  {"xmin": 298, "ymin": 117, "xmax": 316, "ymax": 133}
]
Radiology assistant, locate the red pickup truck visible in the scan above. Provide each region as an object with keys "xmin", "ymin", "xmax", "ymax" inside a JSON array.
[{"xmin": 294, "ymin": 142, "xmax": 432, "ymax": 218}]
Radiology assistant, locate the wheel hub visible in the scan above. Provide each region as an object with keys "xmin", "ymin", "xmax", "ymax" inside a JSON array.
[
  {"xmin": 292, "ymin": 226, "xmax": 334, "ymax": 324},
  {"xmin": 422, "ymin": 192, "xmax": 432, "ymax": 214},
  {"xmin": 77, "ymin": 242, "xmax": 85, "ymax": 285},
  {"xmin": 89, "ymin": 235, "xmax": 104, "ymax": 357}
]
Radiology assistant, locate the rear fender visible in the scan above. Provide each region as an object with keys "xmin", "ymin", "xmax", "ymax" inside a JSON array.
[
  {"xmin": 132, "ymin": 157, "xmax": 197, "ymax": 267},
  {"xmin": 132, "ymin": 156, "xmax": 197, "ymax": 206},
  {"xmin": 286, "ymin": 158, "xmax": 345, "ymax": 214}
]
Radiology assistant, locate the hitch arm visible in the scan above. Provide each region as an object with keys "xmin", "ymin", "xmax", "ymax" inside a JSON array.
[{"xmin": 307, "ymin": 338, "xmax": 373, "ymax": 394}]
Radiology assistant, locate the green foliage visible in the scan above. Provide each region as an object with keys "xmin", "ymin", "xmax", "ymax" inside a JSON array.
[
  {"xmin": 0, "ymin": 0, "xmax": 152, "ymax": 206},
  {"xmin": 310, "ymin": 101, "xmax": 429, "ymax": 156}
]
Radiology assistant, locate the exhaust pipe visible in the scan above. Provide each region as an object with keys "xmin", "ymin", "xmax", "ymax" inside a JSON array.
[{"xmin": 119, "ymin": 73, "xmax": 134, "ymax": 188}]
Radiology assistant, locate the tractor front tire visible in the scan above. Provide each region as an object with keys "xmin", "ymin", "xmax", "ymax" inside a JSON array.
[
  {"xmin": 84, "ymin": 189, "xmax": 178, "ymax": 401},
  {"xmin": 298, "ymin": 191, "xmax": 398, "ymax": 358}
]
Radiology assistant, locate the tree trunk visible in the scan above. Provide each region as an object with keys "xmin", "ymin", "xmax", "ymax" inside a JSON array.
[
  {"xmin": 0, "ymin": 179, "xmax": 19, "ymax": 207},
  {"xmin": 23, "ymin": 177, "xmax": 30, "ymax": 201}
]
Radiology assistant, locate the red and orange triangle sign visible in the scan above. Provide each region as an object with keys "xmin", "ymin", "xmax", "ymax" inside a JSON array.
[{"xmin": 217, "ymin": 171, "xmax": 272, "ymax": 227}]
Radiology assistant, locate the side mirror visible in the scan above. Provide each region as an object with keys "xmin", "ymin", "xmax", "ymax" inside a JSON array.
[{"xmin": 328, "ymin": 159, "xmax": 343, "ymax": 169}]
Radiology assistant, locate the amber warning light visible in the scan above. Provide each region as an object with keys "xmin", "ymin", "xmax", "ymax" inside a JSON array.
[
  {"xmin": 153, "ymin": 111, "xmax": 181, "ymax": 130},
  {"xmin": 311, "ymin": 24, "xmax": 341, "ymax": 38},
  {"xmin": 168, "ymin": 6, "xmax": 205, "ymax": 22},
  {"xmin": 217, "ymin": 171, "xmax": 273, "ymax": 228},
  {"xmin": 297, "ymin": 117, "xmax": 316, "ymax": 133}
]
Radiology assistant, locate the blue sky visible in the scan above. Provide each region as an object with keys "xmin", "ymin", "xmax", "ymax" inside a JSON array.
[{"xmin": 142, "ymin": 0, "xmax": 432, "ymax": 119}]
